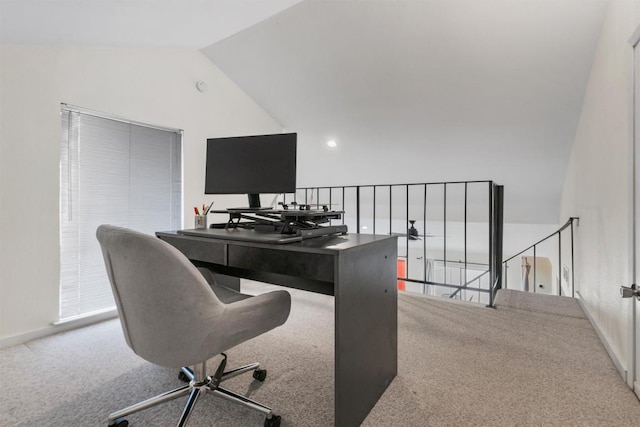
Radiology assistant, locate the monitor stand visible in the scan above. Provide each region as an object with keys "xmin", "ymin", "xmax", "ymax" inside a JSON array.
[
  {"xmin": 227, "ymin": 193, "xmax": 271, "ymax": 212},
  {"xmin": 248, "ymin": 193, "xmax": 261, "ymax": 209}
]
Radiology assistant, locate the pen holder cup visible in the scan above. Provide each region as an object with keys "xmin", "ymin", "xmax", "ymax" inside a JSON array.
[{"xmin": 194, "ymin": 215, "xmax": 207, "ymax": 229}]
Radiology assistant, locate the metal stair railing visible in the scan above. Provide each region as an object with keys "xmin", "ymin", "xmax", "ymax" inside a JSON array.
[
  {"xmin": 502, "ymin": 217, "xmax": 578, "ymax": 297},
  {"xmin": 284, "ymin": 180, "xmax": 504, "ymax": 306}
]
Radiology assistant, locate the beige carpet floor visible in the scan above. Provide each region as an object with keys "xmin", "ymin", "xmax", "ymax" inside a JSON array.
[{"xmin": 1, "ymin": 284, "xmax": 638, "ymax": 426}]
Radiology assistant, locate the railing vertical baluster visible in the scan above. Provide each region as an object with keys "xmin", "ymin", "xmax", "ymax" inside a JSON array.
[
  {"xmin": 558, "ymin": 231, "xmax": 562, "ymax": 296},
  {"xmin": 533, "ymin": 245, "xmax": 537, "ymax": 293},
  {"xmin": 406, "ymin": 184, "xmax": 409, "ymax": 277},
  {"xmin": 373, "ymin": 186, "xmax": 377, "ymax": 235},
  {"xmin": 571, "ymin": 219, "xmax": 575, "ymax": 298},
  {"xmin": 464, "ymin": 182, "xmax": 468, "ymax": 285},
  {"xmin": 389, "ymin": 185, "xmax": 392, "ymax": 235},
  {"xmin": 494, "ymin": 185, "xmax": 504, "ymax": 295},
  {"xmin": 423, "ymin": 183, "xmax": 427, "ymax": 295},
  {"xmin": 444, "ymin": 183, "xmax": 447, "ymax": 284},
  {"xmin": 329, "ymin": 187, "xmax": 333, "ymax": 225},
  {"xmin": 356, "ymin": 186, "xmax": 361, "ymax": 234},
  {"xmin": 488, "ymin": 182, "xmax": 493, "ymax": 305},
  {"xmin": 342, "ymin": 187, "xmax": 345, "ymax": 225}
]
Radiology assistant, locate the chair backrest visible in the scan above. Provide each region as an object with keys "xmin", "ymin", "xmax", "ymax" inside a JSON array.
[{"xmin": 96, "ymin": 225, "xmax": 225, "ymax": 367}]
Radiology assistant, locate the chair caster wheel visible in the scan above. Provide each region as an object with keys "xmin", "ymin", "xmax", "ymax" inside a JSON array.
[
  {"xmin": 108, "ymin": 418, "xmax": 128, "ymax": 427},
  {"xmin": 178, "ymin": 371, "xmax": 190, "ymax": 382},
  {"xmin": 253, "ymin": 368, "xmax": 267, "ymax": 381},
  {"xmin": 264, "ymin": 414, "xmax": 281, "ymax": 427}
]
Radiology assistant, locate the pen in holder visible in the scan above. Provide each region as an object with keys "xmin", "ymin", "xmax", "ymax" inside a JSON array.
[
  {"xmin": 194, "ymin": 202, "xmax": 213, "ymax": 229},
  {"xmin": 194, "ymin": 215, "xmax": 207, "ymax": 229}
]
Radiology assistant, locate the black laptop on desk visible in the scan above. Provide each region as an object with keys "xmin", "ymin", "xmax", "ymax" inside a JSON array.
[{"xmin": 177, "ymin": 227, "xmax": 303, "ymax": 244}]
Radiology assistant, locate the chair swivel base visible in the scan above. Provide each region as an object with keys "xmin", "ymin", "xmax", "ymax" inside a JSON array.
[{"xmin": 107, "ymin": 354, "xmax": 281, "ymax": 427}]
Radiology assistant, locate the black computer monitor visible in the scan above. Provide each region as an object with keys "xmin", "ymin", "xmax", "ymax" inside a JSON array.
[{"xmin": 204, "ymin": 133, "xmax": 297, "ymax": 209}]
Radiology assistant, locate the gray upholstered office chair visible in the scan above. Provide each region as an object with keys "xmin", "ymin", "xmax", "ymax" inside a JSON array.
[{"xmin": 96, "ymin": 225, "xmax": 291, "ymax": 427}]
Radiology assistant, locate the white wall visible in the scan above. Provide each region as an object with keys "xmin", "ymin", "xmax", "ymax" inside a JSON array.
[
  {"xmin": 560, "ymin": 0, "xmax": 640, "ymax": 375},
  {"xmin": 0, "ymin": 46, "xmax": 282, "ymax": 341}
]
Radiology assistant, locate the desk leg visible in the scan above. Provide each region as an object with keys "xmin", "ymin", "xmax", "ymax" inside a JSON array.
[{"xmin": 335, "ymin": 239, "xmax": 398, "ymax": 427}]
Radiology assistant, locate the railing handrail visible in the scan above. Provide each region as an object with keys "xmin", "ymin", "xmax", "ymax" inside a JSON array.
[
  {"xmin": 296, "ymin": 180, "xmax": 494, "ymax": 190},
  {"xmin": 401, "ymin": 277, "xmax": 490, "ymax": 293},
  {"xmin": 503, "ymin": 217, "xmax": 578, "ymax": 264}
]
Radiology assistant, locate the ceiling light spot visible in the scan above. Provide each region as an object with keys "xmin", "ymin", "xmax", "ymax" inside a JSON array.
[{"xmin": 326, "ymin": 140, "xmax": 337, "ymax": 148}]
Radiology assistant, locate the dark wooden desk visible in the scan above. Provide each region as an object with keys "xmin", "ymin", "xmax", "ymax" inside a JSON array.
[{"xmin": 156, "ymin": 229, "xmax": 398, "ymax": 427}]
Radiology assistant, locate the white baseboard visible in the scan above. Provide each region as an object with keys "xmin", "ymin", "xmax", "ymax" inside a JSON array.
[
  {"xmin": 576, "ymin": 291, "xmax": 628, "ymax": 382},
  {"xmin": 0, "ymin": 309, "xmax": 118, "ymax": 349}
]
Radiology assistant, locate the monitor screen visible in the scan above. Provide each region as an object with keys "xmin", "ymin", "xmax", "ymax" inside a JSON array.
[{"xmin": 204, "ymin": 133, "xmax": 297, "ymax": 208}]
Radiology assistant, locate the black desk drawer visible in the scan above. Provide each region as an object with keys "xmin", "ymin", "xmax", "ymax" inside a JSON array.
[
  {"xmin": 228, "ymin": 246, "xmax": 334, "ymax": 283},
  {"xmin": 160, "ymin": 235, "xmax": 226, "ymax": 264}
]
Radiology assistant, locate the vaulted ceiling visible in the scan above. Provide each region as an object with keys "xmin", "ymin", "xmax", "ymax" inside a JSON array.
[
  {"xmin": 0, "ymin": 0, "xmax": 302, "ymax": 48},
  {"xmin": 1, "ymin": 0, "xmax": 608, "ymax": 223}
]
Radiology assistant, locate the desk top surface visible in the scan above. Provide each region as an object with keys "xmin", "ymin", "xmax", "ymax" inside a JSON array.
[{"xmin": 157, "ymin": 229, "xmax": 396, "ymax": 255}]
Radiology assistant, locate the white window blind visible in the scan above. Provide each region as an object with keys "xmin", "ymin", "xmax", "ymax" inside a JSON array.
[{"xmin": 59, "ymin": 107, "xmax": 182, "ymax": 320}]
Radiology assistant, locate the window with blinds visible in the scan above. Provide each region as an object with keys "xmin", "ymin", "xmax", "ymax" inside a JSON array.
[{"xmin": 59, "ymin": 107, "xmax": 182, "ymax": 320}]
